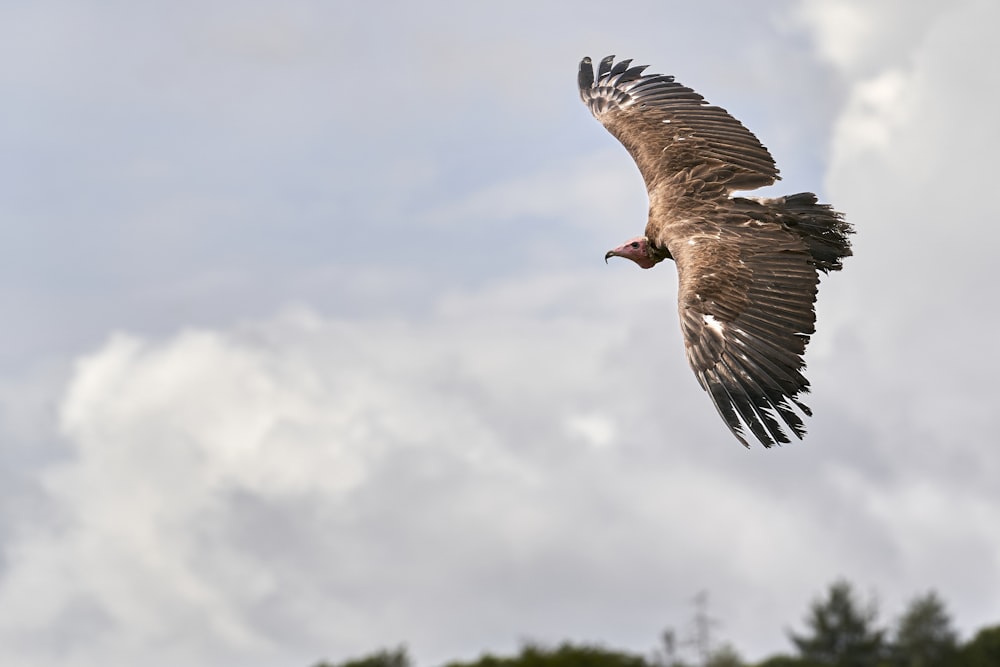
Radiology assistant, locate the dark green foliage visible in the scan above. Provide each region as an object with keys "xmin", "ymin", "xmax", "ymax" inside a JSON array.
[
  {"xmin": 959, "ymin": 625, "xmax": 1000, "ymax": 667},
  {"xmin": 787, "ymin": 579, "xmax": 886, "ymax": 667},
  {"xmin": 315, "ymin": 646, "xmax": 411, "ymax": 667},
  {"xmin": 752, "ymin": 656, "xmax": 821, "ymax": 667},
  {"xmin": 444, "ymin": 642, "xmax": 651, "ymax": 667},
  {"xmin": 890, "ymin": 591, "xmax": 958, "ymax": 667},
  {"xmin": 704, "ymin": 643, "xmax": 744, "ymax": 667},
  {"xmin": 309, "ymin": 584, "xmax": 1000, "ymax": 667}
]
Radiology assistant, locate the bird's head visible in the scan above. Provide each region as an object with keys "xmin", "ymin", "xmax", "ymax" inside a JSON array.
[{"xmin": 605, "ymin": 236, "xmax": 659, "ymax": 269}]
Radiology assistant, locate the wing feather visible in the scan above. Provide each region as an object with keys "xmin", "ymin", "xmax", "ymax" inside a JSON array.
[
  {"xmin": 579, "ymin": 56, "xmax": 778, "ymax": 195},
  {"xmin": 674, "ymin": 226, "xmax": 819, "ymax": 448},
  {"xmin": 718, "ymin": 357, "xmax": 789, "ymax": 446},
  {"xmin": 579, "ymin": 56, "xmax": 852, "ymax": 447},
  {"xmin": 699, "ymin": 368, "xmax": 752, "ymax": 447},
  {"xmin": 597, "ymin": 55, "xmax": 614, "ymax": 79},
  {"xmin": 608, "ymin": 58, "xmax": 633, "ymax": 76}
]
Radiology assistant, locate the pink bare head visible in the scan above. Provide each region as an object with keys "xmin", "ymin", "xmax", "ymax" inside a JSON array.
[{"xmin": 605, "ymin": 236, "xmax": 658, "ymax": 269}]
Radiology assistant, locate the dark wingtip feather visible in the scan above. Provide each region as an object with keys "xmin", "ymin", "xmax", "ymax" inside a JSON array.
[
  {"xmin": 609, "ymin": 58, "xmax": 632, "ymax": 77},
  {"xmin": 715, "ymin": 363, "xmax": 780, "ymax": 447},
  {"xmin": 702, "ymin": 369, "xmax": 753, "ymax": 448},
  {"xmin": 620, "ymin": 64, "xmax": 649, "ymax": 83},
  {"xmin": 725, "ymin": 354, "xmax": 801, "ymax": 445},
  {"xmin": 578, "ymin": 57, "xmax": 595, "ymax": 93},
  {"xmin": 792, "ymin": 396, "xmax": 812, "ymax": 417},
  {"xmin": 598, "ymin": 55, "xmax": 615, "ymax": 78},
  {"xmin": 724, "ymin": 346, "xmax": 810, "ymax": 442}
]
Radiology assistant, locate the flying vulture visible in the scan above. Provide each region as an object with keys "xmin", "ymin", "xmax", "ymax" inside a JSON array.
[{"xmin": 579, "ymin": 55, "xmax": 853, "ymax": 448}]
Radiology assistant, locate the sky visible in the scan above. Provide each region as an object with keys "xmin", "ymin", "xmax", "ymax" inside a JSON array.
[{"xmin": 3, "ymin": 1, "xmax": 1000, "ymax": 666}]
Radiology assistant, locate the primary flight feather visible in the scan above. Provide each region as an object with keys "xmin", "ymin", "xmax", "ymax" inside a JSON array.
[{"xmin": 579, "ymin": 55, "xmax": 853, "ymax": 448}]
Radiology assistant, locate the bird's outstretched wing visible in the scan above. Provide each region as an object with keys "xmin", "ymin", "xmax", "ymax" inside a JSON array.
[
  {"xmin": 670, "ymin": 215, "xmax": 819, "ymax": 448},
  {"xmin": 578, "ymin": 55, "xmax": 778, "ymax": 194},
  {"xmin": 580, "ymin": 56, "xmax": 852, "ymax": 447}
]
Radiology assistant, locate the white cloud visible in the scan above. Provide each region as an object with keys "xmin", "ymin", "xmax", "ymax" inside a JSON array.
[
  {"xmin": 564, "ymin": 413, "xmax": 617, "ymax": 449},
  {"xmin": 794, "ymin": 0, "xmax": 950, "ymax": 78},
  {"xmin": 798, "ymin": 1, "xmax": 873, "ymax": 71},
  {"xmin": 830, "ymin": 68, "xmax": 912, "ymax": 165},
  {"xmin": 0, "ymin": 278, "xmax": 678, "ymax": 666},
  {"xmin": 3, "ymin": 254, "xmax": 1000, "ymax": 665}
]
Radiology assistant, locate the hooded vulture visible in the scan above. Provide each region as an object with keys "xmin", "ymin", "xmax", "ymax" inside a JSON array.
[{"xmin": 579, "ymin": 55, "xmax": 853, "ymax": 448}]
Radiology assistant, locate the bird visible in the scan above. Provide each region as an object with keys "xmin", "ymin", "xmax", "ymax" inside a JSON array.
[{"xmin": 579, "ymin": 55, "xmax": 853, "ymax": 448}]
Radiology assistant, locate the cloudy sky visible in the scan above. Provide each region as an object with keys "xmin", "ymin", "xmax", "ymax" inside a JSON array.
[{"xmin": 4, "ymin": 1, "xmax": 1000, "ymax": 665}]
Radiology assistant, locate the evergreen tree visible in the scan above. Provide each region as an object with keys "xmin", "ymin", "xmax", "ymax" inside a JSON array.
[
  {"xmin": 788, "ymin": 579, "xmax": 886, "ymax": 667},
  {"xmin": 315, "ymin": 646, "xmax": 411, "ymax": 667},
  {"xmin": 444, "ymin": 642, "xmax": 651, "ymax": 667},
  {"xmin": 752, "ymin": 656, "xmax": 818, "ymax": 667},
  {"xmin": 890, "ymin": 591, "xmax": 958, "ymax": 667},
  {"xmin": 959, "ymin": 625, "xmax": 1000, "ymax": 667}
]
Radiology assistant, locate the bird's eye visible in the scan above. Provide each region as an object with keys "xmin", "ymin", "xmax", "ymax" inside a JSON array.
[{"xmin": 630, "ymin": 242, "xmax": 640, "ymax": 249}]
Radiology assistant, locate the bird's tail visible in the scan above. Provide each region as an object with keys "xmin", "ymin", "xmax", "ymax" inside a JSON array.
[{"xmin": 741, "ymin": 192, "xmax": 854, "ymax": 273}]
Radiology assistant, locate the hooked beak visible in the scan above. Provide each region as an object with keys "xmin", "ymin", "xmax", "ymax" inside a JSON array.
[{"xmin": 604, "ymin": 250, "xmax": 616, "ymax": 264}]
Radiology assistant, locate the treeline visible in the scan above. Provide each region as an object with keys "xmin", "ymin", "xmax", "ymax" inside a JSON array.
[{"xmin": 315, "ymin": 579, "xmax": 1000, "ymax": 667}]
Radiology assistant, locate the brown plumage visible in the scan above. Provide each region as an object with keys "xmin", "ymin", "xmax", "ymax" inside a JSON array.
[{"xmin": 580, "ymin": 55, "xmax": 853, "ymax": 448}]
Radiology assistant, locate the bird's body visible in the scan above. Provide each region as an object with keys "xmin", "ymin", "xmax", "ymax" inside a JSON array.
[{"xmin": 580, "ymin": 55, "xmax": 853, "ymax": 448}]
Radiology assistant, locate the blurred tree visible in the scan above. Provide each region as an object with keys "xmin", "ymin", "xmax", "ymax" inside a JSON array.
[
  {"xmin": 704, "ymin": 643, "xmax": 744, "ymax": 667},
  {"xmin": 444, "ymin": 642, "xmax": 651, "ymax": 667},
  {"xmin": 315, "ymin": 646, "xmax": 411, "ymax": 667},
  {"xmin": 889, "ymin": 591, "xmax": 958, "ymax": 667},
  {"xmin": 752, "ymin": 656, "xmax": 818, "ymax": 667},
  {"xmin": 788, "ymin": 579, "xmax": 886, "ymax": 667},
  {"xmin": 959, "ymin": 625, "xmax": 1000, "ymax": 667}
]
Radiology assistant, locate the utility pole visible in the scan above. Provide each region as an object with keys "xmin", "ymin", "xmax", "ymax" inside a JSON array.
[{"xmin": 686, "ymin": 590, "xmax": 719, "ymax": 665}]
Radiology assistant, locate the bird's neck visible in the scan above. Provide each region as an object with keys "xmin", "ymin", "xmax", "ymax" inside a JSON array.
[{"xmin": 650, "ymin": 243, "xmax": 673, "ymax": 264}]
